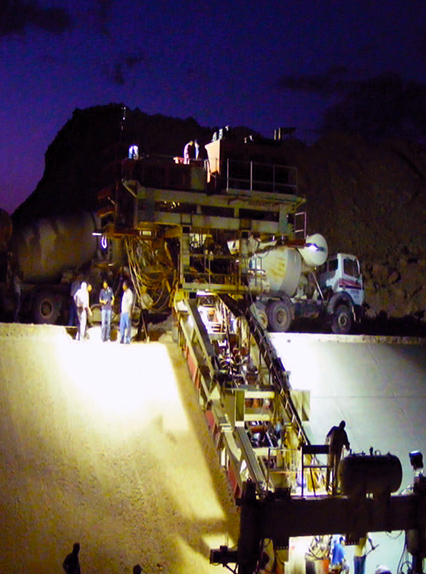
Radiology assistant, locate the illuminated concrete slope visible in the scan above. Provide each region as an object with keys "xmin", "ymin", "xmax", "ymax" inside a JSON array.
[
  {"xmin": 0, "ymin": 324, "xmax": 238, "ymax": 574},
  {"xmin": 272, "ymin": 333, "xmax": 426, "ymax": 574}
]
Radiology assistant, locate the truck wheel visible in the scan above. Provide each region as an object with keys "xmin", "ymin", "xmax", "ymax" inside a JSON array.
[
  {"xmin": 267, "ymin": 299, "xmax": 292, "ymax": 332},
  {"xmin": 252, "ymin": 302, "xmax": 268, "ymax": 329},
  {"xmin": 331, "ymin": 305, "xmax": 352, "ymax": 335},
  {"xmin": 33, "ymin": 291, "xmax": 61, "ymax": 324}
]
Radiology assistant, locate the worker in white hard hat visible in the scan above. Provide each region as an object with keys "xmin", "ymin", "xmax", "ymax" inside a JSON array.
[{"xmin": 183, "ymin": 140, "xmax": 195, "ymax": 164}]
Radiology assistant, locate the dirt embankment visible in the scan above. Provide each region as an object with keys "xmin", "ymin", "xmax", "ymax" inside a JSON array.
[{"xmin": 0, "ymin": 323, "xmax": 238, "ymax": 574}]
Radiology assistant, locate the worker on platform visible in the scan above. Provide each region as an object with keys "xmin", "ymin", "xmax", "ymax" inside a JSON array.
[
  {"xmin": 353, "ymin": 534, "xmax": 375, "ymax": 574},
  {"xmin": 119, "ymin": 280, "xmax": 134, "ymax": 344},
  {"xmin": 62, "ymin": 542, "xmax": 81, "ymax": 574},
  {"xmin": 99, "ymin": 279, "xmax": 114, "ymax": 342},
  {"xmin": 326, "ymin": 420, "xmax": 350, "ymax": 494},
  {"xmin": 74, "ymin": 282, "xmax": 92, "ymax": 341},
  {"xmin": 194, "ymin": 139, "xmax": 200, "ymax": 159},
  {"xmin": 183, "ymin": 140, "xmax": 195, "ymax": 164}
]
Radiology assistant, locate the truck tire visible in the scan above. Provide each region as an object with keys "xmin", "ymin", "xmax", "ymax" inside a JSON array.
[
  {"xmin": 331, "ymin": 304, "xmax": 352, "ymax": 335},
  {"xmin": 267, "ymin": 299, "xmax": 292, "ymax": 332},
  {"xmin": 33, "ymin": 291, "xmax": 61, "ymax": 324},
  {"xmin": 252, "ymin": 302, "xmax": 268, "ymax": 329}
]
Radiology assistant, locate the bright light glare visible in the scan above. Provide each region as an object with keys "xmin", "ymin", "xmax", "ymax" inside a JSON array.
[
  {"xmin": 0, "ymin": 325, "xmax": 239, "ymax": 574},
  {"xmin": 202, "ymin": 533, "xmax": 236, "ymax": 554},
  {"xmin": 57, "ymin": 334, "xmax": 229, "ymax": 522},
  {"xmin": 271, "ymin": 334, "xmax": 321, "ymax": 392},
  {"xmin": 57, "ymin": 337, "xmax": 189, "ymax": 432}
]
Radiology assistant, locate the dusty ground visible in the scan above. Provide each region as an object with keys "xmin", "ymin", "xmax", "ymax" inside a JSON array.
[{"xmin": 0, "ymin": 323, "xmax": 239, "ymax": 573}]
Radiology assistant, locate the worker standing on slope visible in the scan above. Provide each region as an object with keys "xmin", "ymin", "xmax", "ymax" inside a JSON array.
[
  {"xmin": 74, "ymin": 282, "xmax": 92, "ymax": 341},
  {"xmin": 326, "ymin": 420, "xmax": 350, "ymax": 494},
  {"xmin": 99, "ymin": 279, "xmax": 114, "ymax": 342},
  {"xmin": 63, "ymin": 542, "xmax": 81, "ymax": 574},
  {"xmin": 119, "ymin": 280, "xmax": 134, "ymax": 344},
  {"xmin": 68, "ymin": 273, "xmax": 80, "ymax": 327}
]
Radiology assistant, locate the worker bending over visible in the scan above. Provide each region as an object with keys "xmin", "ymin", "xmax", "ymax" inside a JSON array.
[{"xmin": 326, "ymin": 420, "xmax": 350, "ymax": 494}]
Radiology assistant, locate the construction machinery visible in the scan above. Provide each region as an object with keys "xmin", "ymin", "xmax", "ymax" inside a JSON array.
[
  {"xmin": 246, "ymin": 235, "xmax": 364, "ymax": 334},
  {"xmin": 95, "ymin": 128, "xmax": 424, "ymax": 574},
  {"xmin": 3, "ymin": 125, "xmax": 422, "ymax": 573},
  {"xmin": 98, "ymin": 128, "xmax": 363, "ymax": 329}
]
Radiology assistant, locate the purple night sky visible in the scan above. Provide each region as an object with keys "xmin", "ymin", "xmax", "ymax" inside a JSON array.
[{"xmin": 1, "ymin": 0, "xmax": 425, "ymax": 214}]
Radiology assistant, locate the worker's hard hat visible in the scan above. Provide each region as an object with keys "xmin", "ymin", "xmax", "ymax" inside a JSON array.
[{"xmin": 375, "ymin": 565, "xmax": 391, "ymax": 574}]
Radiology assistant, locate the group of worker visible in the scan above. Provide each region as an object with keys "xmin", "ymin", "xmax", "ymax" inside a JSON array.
[
  {"xmin": 330, "ymin": 534, "xmax": 390, "ymax": 574},
  {"xmin": 63, "ymin": 542, "xmax": 144, "ymax": 574},
  {"xmin": 70, "ymin": 277, "xmax": 138, "ymax": 344}
]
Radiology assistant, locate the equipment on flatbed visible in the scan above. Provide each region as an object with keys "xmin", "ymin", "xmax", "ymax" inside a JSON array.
[
  {"xmin": 1, "ymin": 124, "xmax": 384, "ymax": 572},
  {"xmin": 98, "ymin": 127, "xmax": 364, "ymax": 334}
]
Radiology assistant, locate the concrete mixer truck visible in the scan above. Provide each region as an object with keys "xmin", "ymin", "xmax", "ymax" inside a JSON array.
[
  {"xmin": 0, "ymin": 209, "xmax": 121, "ymax": 324},
  {"xmin": 246, "ymin": 233, "xmax": 364, "ymax": 334}
]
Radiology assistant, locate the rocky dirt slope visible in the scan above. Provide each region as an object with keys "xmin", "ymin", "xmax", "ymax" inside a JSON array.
[{"xmin": 0, "ymin": 323, "xmax": 238, "ymax": 573}]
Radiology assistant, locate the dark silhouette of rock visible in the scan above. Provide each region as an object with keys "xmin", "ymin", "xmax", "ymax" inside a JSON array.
[{"xmin": 12, "ymin": 104, "xmax": 256, "ymax": 227}]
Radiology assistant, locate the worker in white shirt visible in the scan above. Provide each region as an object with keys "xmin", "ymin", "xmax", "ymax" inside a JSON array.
[
  {"xmin": 74, "ymin": 282, "xmax": 92, "ymax": 341},
  {"xmin": 119, "ymin": 280, "xmax": 134, "ymax": 344}
]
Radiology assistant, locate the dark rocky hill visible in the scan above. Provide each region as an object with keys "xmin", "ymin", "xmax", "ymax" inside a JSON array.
[
  {"xmin": 12, "ymin": 104, "xmax": 219, "ymax": 224},
  {"xmin": 12, "ymin": 105, "xmax": 426, "ymax": 331},
  {"xmin": 291, "ymin": 133, "xmax": 426, "ymax": 328}
]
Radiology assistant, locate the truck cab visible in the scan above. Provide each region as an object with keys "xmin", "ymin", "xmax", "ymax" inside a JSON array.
[
  {"xmin": 318, "ymin": 253, "xmax": 364, "ymax": 306},
  {"xmin": 318, "ymin": 253, "xmax": 365, "ymax": 334}
]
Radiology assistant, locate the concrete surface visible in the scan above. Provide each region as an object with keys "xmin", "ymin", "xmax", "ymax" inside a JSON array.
[{"xmin": 271, "ymin": 333, "xmax": 426, "ymax": 574}]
